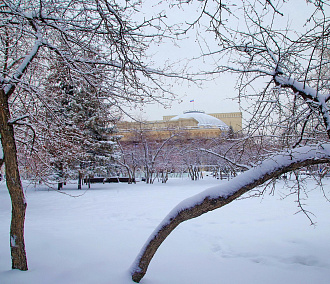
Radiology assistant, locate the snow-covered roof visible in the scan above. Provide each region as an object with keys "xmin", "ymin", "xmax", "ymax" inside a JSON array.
[{"xmin": 170, "ymin": 111, "xmax": 229, "ymax": 130}]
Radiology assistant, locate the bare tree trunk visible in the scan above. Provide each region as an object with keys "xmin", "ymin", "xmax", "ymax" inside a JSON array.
[
  {"xmin": 194, "ymin": 166, "xmax": 199, "ymax": 180},
  {"xmin": 78, "ymin": 171, "xmax": 82, "ymax": 189},
  {"xmin": 131, "ymin": 148, "xmax": 330, "ymax": 283},
  {"xmin": 132, "ymin": 168, "xmax": 136, "ymax": 184},
  {"xmin": 57, "ymin": 162, "xmax": 63, "ymax": 190},
  {"xmin": 127, "ymin": 169, "xmax": 133, "ymax": 184},
  {"xmin": 188, "ymin": 165, "xmax": 194, "ymax": 180},
  {"xmin": 0, "ymin": 90, "xmax": 28, "ymax": 270}
]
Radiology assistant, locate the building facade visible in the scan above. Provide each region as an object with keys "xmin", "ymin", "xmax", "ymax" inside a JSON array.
[{"xmin": 116, "ymin": 111, "xmax": 242, "ymax": 141}]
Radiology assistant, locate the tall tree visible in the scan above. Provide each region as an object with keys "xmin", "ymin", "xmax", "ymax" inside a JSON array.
[
  {"xmin": 0, "ymin": 0, "xmax": 179, "ymax": 270},
  {"xmin": 131, "ymin": 1, "xmax": 330, "ymax": 282},
  {"xmin": 40, "ymin": 66, "xmax": 120, "ymax": 189},
  {"xmin": 71, "ymin": 88, "xmax": 119, "ymax": 183}
]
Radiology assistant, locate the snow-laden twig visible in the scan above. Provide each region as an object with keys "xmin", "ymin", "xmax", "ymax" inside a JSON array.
[
  {"xmin": 8, "ymin": 115, "xmax": 29, "ymax": 124},
  {"xmin": 274, "ymin": 74, "xmax": 330, "ymax": 136}
]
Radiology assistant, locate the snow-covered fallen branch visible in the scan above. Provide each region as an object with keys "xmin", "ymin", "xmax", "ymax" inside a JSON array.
[{"xmin": 131, "ymin": 144, "xmax": 330, "ymax": 282}]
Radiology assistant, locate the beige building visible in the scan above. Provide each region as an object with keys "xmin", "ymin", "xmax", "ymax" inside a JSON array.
[{"xmin": 116, "ymin": 111, "xmax": 242, "ymax": 141}]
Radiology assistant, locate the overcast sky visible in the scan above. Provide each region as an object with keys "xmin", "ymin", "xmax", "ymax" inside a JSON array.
[{"xmin": 123, "ymin": 0, "xmax": 319, "ymax": 122}]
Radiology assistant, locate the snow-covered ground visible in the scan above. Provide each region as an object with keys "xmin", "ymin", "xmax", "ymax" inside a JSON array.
[{"xmin": 0, "ymin": 176, "xmax": 330, "ymax": 284}]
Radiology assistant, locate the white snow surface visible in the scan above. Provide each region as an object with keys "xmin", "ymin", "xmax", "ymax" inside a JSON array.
[
  {"xmin": 1, "ymin": 177, "xmax": 330, "ymax": 284},
  {"xmin": 170, "ymin": 112, "xmax": 229, "ymax": 129},
  {"xmin": 131, "ymin": 145, "xmax": 330, "ymax": 264}
]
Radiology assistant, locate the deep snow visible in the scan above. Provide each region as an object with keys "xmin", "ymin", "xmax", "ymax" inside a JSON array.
[{"xmin": 0, "ymin": 176, "xmax": 330, "ymax": 284}]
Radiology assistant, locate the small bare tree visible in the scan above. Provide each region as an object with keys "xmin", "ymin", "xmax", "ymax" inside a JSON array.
[{"xmin": 117, "ymin": 120, "xmax": 178, "ymax": 184}]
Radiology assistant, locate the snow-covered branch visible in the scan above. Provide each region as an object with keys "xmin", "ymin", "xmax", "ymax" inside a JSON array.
[
  {"xmin": 3, "ymin": 39, "xmax": 42, "ymax": 97},
  {"xmin": 131, "ymin": 144, "xmax": 330, "ymax": 282},
  {"xmin": 8, "ymin": 115, "xmax": 29, "ymax": 125},
  {"xmin": 274, "ymin": 74, "xmax": 330, "ymax": 137}
]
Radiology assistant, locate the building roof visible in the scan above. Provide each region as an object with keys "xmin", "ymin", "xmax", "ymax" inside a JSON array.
[{"xmin": 170, "ymin": 111, "xmax": 229, "ymax": 130}]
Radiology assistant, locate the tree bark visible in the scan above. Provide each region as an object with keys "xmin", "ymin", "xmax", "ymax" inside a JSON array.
[
  {"xmin": 0, "ymin": 90, "xmax": 28, "ymax": 270},
  {"xmin": 57, "ymin": 162, "xmax": 63, "ymax": 190},
  {"xmin": 131, "ymin": 146, "xmax": 330, "ymax": 283},
  {"xmin": 78, "ymin": 171, "xmax": 82, "ymax": 189}
]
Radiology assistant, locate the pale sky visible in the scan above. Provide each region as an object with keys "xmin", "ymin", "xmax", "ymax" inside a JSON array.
[
  {"xmin": 123, "ymin": 0, "xmax": 317, "ymax": 122},
  {"xmin": 134, "ymin": 72, "xmax": 241, "ymax": 121},
  {"xmin": 122, "ymin": 0, "xmax": 241, "ymax": 121}
]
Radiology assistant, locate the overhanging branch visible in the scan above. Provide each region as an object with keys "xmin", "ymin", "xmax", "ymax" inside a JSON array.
[{"xmin": 131, "ymin": 144, "xmax": 330, "ymax": 282}]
